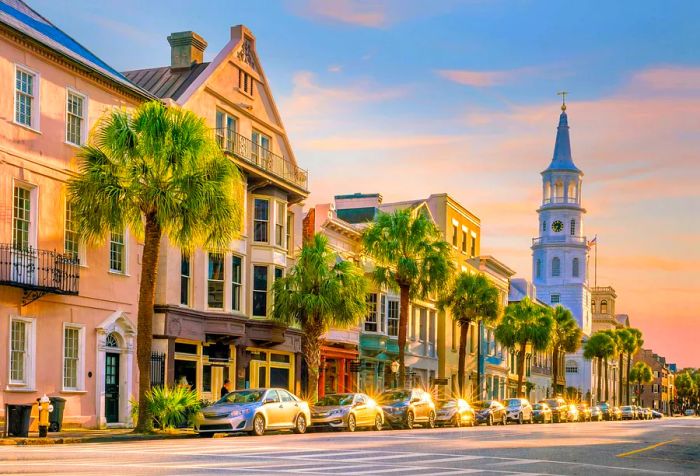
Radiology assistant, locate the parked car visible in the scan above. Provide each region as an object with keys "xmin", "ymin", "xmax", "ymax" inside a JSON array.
[
  {"xmin": 611, "ymin": 406, "xmax": 623, "ymax": 421},
  {"xmin": 598, "ymin": 402, "xmax": 613, "ymax": 421},
  {"xmin": 565, "ymin": 404, "xmax": 580, "ymax": 423},
  {"xmin": 378, "ymin": 388, "xmax": 436, "ymax": 429},
  {"xmin": 642, "ymin": 408, "xmax": 653, "ymax": 420},
  {"xmin": 195, "ymin": 388, "xmax": 311, "ymax": 437},
  {"xmin": 474, "ymin": 400, "xmax": 507, "ymax": 426},
  {"xmin": 504, "ymin": 398, "xmax": 533, "ymax": 424},
  {"xmin": 311, "ymin": 393, "xmax": 384, "ymax": 432},
  {"xmin": 435, "ymin": 398, "xmax": 475, "ymax": 427},
  {"xmin": 542, "ymin": 398, "xmax": 568, "ymax": 423},
  {"xmin": 684, "ymin": 409, "xmax": 696, "ymax": 416},
  {"xmin": 577, "ymin": 404, "xmax": 592, "ymax": 422},
  {"xmin": 651, "ymin": 410, "xmax": 663, "ymax": 419},
  {"xmin": 620, "ymin": 405, "xmax": 636, "ymax": 420},
  {"xmin": 590, "ymin": 405, "xmax": 603, "ymax": 421},
  {"xmin": 532, "ymin": 402, "xmax": 553, "ymax": 423}
]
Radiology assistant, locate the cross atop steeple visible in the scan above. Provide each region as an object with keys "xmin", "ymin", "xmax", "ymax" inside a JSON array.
[{"xmin": 557, "ymin": 90, "xmax": 568, "ymax": 111}]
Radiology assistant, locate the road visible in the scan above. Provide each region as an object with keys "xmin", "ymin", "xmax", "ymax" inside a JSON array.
[{"xmin": 0, "ymin": 417, "xmax": 698, "ymax": 475}]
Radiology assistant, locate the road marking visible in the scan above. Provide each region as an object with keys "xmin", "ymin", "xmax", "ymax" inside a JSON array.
[{"xmin": 616, "ymin": 439, "xmax": 677, "ymax": 458}]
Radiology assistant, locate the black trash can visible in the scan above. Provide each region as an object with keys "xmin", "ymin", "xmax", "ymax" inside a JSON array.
[
  {"xmin": 48, "ymin": 397, "xmax": 67, "ymax": 432},
  {"xmin": 4, "ymin": 403, "xmax": 33, "ymax": 437}
]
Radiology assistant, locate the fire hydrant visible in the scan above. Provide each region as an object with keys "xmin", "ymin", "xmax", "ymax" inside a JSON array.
[{"xmin": 37, "ymin": 394, "xmax": 53, "ymax": 438}]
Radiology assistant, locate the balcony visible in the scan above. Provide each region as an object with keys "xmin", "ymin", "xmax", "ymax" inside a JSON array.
[
  {"xmin": 543, "ymin": 196, "xmax": 578, "ymax": 205},
  {"xmin": 215, "ymin": 129, "xmax": 308, "ymax": 192},
  {"xmin": 0, "ymin": 244, "xmax": 79, "ymax": 305},
  {"xmin": 532, "ymin": 235, "xmax": 587, "ymax": 246}
]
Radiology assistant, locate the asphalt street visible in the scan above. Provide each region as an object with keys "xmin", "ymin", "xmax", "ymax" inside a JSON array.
[{"xmin": 0, "ymin": 417, "xmax": 697, "ymax": 475}]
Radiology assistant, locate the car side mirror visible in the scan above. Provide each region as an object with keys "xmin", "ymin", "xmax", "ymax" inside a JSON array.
[{"xmin": 263, "ymin": 398, "xmax": 276, "ymax": 405}]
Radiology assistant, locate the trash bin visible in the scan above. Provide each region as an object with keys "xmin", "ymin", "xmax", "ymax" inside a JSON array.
[
  {"xmin": 4, "ymin": 403, "xmax": 33, "ymax": 437},
  {"xmin": 48, "ymin": 397, "xmax": 66, "ymax": 432}
]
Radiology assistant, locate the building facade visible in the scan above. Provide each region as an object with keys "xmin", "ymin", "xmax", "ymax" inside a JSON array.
[
  {"xmin": 634, "ymin": 348, "xmax": 673, "ymax": 415},
  {"xmin": 532, "ymin": 104, "xmax": 593, "ymax": 401},
  {"xmin": 0, "ymin": 0, "xmax": 153, "ymax": 428},
  {"xmin": 124, "ymin": 26, "xmax": 308, "ymax": 400}
]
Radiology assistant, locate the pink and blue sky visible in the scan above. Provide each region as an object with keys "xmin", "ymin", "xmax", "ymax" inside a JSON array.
[{"xmin": 31, "ymin": 0, "xmax": 699, "ymax": 367}]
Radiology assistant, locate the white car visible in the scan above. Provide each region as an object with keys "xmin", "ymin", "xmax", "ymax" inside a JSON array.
[{"xmin": 504, "ymin": 398, "xmax": 533, "ymax": 424}]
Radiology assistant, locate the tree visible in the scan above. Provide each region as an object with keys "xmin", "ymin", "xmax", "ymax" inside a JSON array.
[
  {"xmin": 675, "ymin": 370, "xmax": 699, "ymax": 411},
  {"xmin": 494, "ymin": 298, "xmax": 553, "ymax": 398},
  {"xmin": 271, "ymin": 233, "xmax": 368, "ymax": 403},
  {"xmin": 615, "ymin": 329, "xmax": 636, "ymax": 405},
  {"xmin": 629, "ymin": 361, "xmax": 653, "ymax": 404},
  {"xmin": 68, "ymin": 101, "xmax": 243, "ymax": 432},
  {"xmin": 625, "ymin": 328, "xmax": 644, "ymax": 404},
  {"xmin": 438, "ymin": 272, "xmax": 500, "ymax": 398},
  {"xmin": 362, "ymin": 209, "xmax": 453, "ymax": 387},
  {"xmin": 600, "ymin": 329, "xmax": 620, "ymax": 403},
  {"xmin": 583, "ymin": 332, "xmax": 616, "ymax": 403},
  {"xmin": 549, "ymin": 306, "xmax": 582, "ymax": 396}
]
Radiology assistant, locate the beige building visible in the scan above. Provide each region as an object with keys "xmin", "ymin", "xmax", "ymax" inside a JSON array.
[{"xmin": 123, "ymin": 26, "xmax": 309, "ymax": 400}]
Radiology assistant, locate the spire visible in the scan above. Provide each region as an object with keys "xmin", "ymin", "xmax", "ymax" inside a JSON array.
[{"xmin": 545, "ymin": 98, "xmax": 581, "ymax": 173}]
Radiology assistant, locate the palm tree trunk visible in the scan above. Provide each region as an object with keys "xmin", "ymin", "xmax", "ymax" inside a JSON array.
[
  {"xmin": 597, "ymin": 358, "xmax": 603, "ymax": 403},
  {"xmin": 618, "ymin": 352, "xmax": 624, "ymax": 406},
  {"xmin": 397, "ymin": 285, "xmax": 410, "ymax": 388},
  {"xmin": 604, "ymin": 357, "xmax": 609, "ymax": 402},
  {"xmin": 134, "ymin": 216, "xmax": 162, "ymax": 433},
  {"xmin": 517, "ymin": 343, "xmax": 527, "ymax": 398},
  {"xmin": 302, "ymin": 321, "xmax": 323, "ymax": 404},
  {"xmin": 476, "ymin": 321, "xmax": 482, "ymax": 401},
  {"xmin": 457, "ymin": 322, "xmax": 469, "ymax": 397},
  {"xmin": 551, "ymin": 347, "xmax": 560, "ymax": 397},
  {"xmin": 626, "ymin": 354, "xmax": 631, "ymax": 404}
]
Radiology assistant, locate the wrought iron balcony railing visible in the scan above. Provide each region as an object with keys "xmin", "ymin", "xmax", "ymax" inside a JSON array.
[
  {"xmin": 215, "ymin": 129, "xmax": 309, "ymax": 191},
  {"xmin": 0, "ymin": 244, "xmax": 80, "ymax": 304},
  {"xmin": 532, "ymin": 235, "xmax": 587, "ymax": 246}
]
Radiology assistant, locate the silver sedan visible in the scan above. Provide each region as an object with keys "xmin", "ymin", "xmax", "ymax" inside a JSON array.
[
  {"xmin": 311, "ymin": 393, "xmax": 384, "ymax": 431},
  {"xmin": 195, "ymin": 388, "xmax": 311, "ymax": 437}
]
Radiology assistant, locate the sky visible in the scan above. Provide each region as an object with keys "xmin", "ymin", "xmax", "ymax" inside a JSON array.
[{"xmin": 29, "ymin": 0, "xmax": 700, "ymax": 368}]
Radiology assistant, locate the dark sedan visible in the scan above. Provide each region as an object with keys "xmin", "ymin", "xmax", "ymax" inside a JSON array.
[
  {"xmin": 542, "ymin": 398, "xmax": 568, "ymax": 423},
  {"xmin": 532, "ymin": 402, "xmax": 553, "ymax": 423},
  {"xmin": 474, "ymin": 400, "xmax": 507, "ymax": 426}
]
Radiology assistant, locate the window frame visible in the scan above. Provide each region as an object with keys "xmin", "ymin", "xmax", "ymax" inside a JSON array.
[
  {"xmin": 207, "ymin": 252, "xmax": 225, "ymax": 310},
  {"xmin": 180, "ymin": 252, "xmax": 191, "ymax": 306},
  {"xmin": 253, "ymin": 198, "xmax": 270, "ymax": 243},
  {"xmin": 251, "ymin": 130, "xmax": 271, "ymax": 165},
  {"xmin": 109, "ymin": 229, "xmax": 126, "ymax": 274},
  {"xmin": 551, "ymin": 256, "xmax": 561, "ymax": 277},
  {"xmin": 275, "ymin": 202, "xmax": 286, "ymax": 248},
  {"xmin": 13, "ymin": 64, "xmax": 40, "ymax": 131},
  {"xmin": 364, "ymin": 293, "xmax": 378, "ymax": 332},
  {"xmin": 8, "ymin": 316, "xmax": 36, "ymax": 390},
  {"xmin": 12, "ymin": 183, "xmax": 37, "ymax": 250},
  {"xmin": 231, "ymin": 255, "xmax": 243, "ymax": 312},
  {"xmin": 570, "ymin": 219, "xmax": 576, "ymax": 236},
  {"xmin": 550, "ymin": 294, "xmax": 561, "ymax": 304},
  {"xmin": 215, "ymin": 109, "xmax": 237, "ymax": 150},
  {"xmin": 252, "ymin": 264, "xmax": 269, "ymax": 317},
  {"xmin": 64, "ymin": 200, "xmax": 80, "ymax": 261},
  {"xmin": 62, "ymin": 323, "xmax": 86, "ymax": 392},
  {"xmin": 65, "ymin": 88, "xmax": 87, "ymax": 146},
  {"xmin": 386, "ymin": 297, "xmax": 399, "ymax": 337},
  {"xmin": 572, "ymin": 257, "xmax": 580, "ymax": 277}
]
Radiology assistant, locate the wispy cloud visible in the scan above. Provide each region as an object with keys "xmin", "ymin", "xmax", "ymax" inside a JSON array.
[
  {"xmin": 436, "ymin": 64, "xmax": 571, "ymax": 88},
  {"xmin": 290, "ymin": 0, "xmax": 389, "ymax": 27},
  {"xmin": 629, "ymin": 66, "xmax": 700, "ymax": 93}
]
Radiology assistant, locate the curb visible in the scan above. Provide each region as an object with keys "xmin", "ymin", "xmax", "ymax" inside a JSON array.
[{"xmin": 0, "ymin": 432, "xmax": 197, "ymax": 446}]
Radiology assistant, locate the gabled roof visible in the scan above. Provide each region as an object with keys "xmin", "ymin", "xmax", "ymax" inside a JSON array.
[
  {"xmin": 123, "ymin": 63, "xmax": 209, "ymax": 100},
  {"xmin": 0, "ymin": 0, "xmax": 152, "ymax": 99}
]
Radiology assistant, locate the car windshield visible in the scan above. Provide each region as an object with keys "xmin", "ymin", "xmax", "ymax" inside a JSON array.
[
  {"xmin": 216, "ymin": 390, "xmax": 264, "ymax": 404},
  {"xmin": 621, "ymin": 406, "xmax": 631, "ymax": 410},
  {"xmin": 545, "ymin": 400, "xmax": 560, "ymax": 408},
  {"xmin": 315, "ymin": 394, "xmax": 354, "ymax": 406},
  {"xmin": 379, "ymin": 390, "xmax": 411, "ymax": 403},
  {"xmin": 473, "ymin": 401, "xmax": 495, "ymax": 410},
  {"xmin": 533, "ymin": 403, "xmax": 546, "ymax": 410},
  {"xmin": 505, "ymin": 399, "xmax": 522, "ymax": 407},
  {"xmin": 437, "ymin": 400, "xmax": 457, "ymax": 409}
]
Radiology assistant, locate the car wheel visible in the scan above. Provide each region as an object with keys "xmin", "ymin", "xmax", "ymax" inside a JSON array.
[
  {"xmin": 501, "ymin": 415, "xmax": 507, "ymax": 426},
  {"xmin": 251, "ymin": 414, "xmax": 266, "ymax": 436},
  {"xmin": 487, "ymin": 414, "xmax": 493, "ymax": 426},
  {"xmin": 427, "ymin": 411, "xmax": 436, "ymax": 429},
  {"xmin": 347, "ymin": 414, "xmax": 357, "ymax": 432},
  {"xmin": 373, "ymin": 414, "xmax": 383, "ymax": 431},
  {"xmin": 405, "ymin": 411, "xmax": 415, "ymax": 429},
  {"xmin": 198, "ymin": 432, "xmax": 214, "ymax": 438},
  {"xmin": 293, "ymin": 414, "xmax": 307, "ymax": 434},
  {"xmin": 453, "ymin": 414, "xmax": 461, "ymax": 428},
  {"xmin": 518, "ymin": 414, "xmax": 523, "ymax": 425}
]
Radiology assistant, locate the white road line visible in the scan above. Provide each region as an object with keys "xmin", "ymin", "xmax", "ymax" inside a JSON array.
[{"xmin": 324, "ymin": 452, "xmax": 432, "ymax": 462}]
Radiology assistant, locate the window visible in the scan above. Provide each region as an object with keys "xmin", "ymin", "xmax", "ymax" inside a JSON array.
[
  {"xmin": 565, "ymin": 360, "xmax": 578, "ymax": 373},
  {"xmin": 276, "ymin": 202, "xmax": 286, "ymax": 247},
  {"xmin": 215, "ymin": 110, "xmax": 237, "ymax": 152},
  {"xmin": 66, "ymin": 90, "xmax": 85, "ymax": 145},
  {"xmin": 9, "ymin": 317, "xmax": 35, "ymax": 388},
  {"xmin": 652, "ymin": 384, "xmax": 659, "ymax": 393},
  {"xmin": 232, "ymin": 256, "xmax": 242, "ymax": 311},
  {"xmin": 570, "ymin": 219, "xmax": 576, "ymax": 236},
  {"xmin": 63, "ymin": 325, "xmax": 84, "ymax": 390},
  {"xmin": 470, "ymin": 233, "xmax": 476, "ymax": 257},
  {"xmin": 551, "ymin": 257, "xmax": 560, "ymax": 277},
  {"xmin": 365, "ymin": 293, "xmax": 378, "ymax": 332},
  {"xmin": 239, "ymin": 69, "xmax": 254, "ymax": 96},
  {"xmin": 180, "ymin": 253, "xmax": 190, "ymax": 306},
  {"xmin": 536, "ymin": 259, "xmax": 542, "ymax": 279},
  {"xmin": 591, "ymin": 300, "xmax": 596, "ymax": 313},
  {"xmin": 542, "ymin": 221, "xmax": 546, "ymax": 232},
  {"xmin": 64, "ymin": 201, "xmax": 79, "ymax": 260},
  {"xmin": 13, "ymin": 186, "xmax": 32, "ymax": 249},
  {"xmin": 207, "ymin": 253, "xmax": 224, "ymax": 309},
  {"xmin": 386, "ymin": 298, "xmax": 399, "ymax": 337},
  {"xmin": 470, "ymin": 323, "xmax": 476, "ymax": 354},
  {"xmin": 461, "ymin": 230, "xmax": 467, "ymax": 252},
  {"xmin": 109, "ymin": 230, "xmax": 125, "ymax": 273},
  {"xmin": 286, "ymin": 212, "xmax": 293, "ymax": 252},
  {"xmin": 253, "ymin": 265, "xmax": 269, "ymax": 316},
  {"xmin": 274, "ymin": 267, "xmax": 284, "ymax": 281},
  {"xmin": 15, "ymin": 67, "xmax": 36, "ymax": 128},
  {"xmin": 550, "ymin": 294, "xmax": 560, "ymax": 304},
  {"xmin": 380, "ymin": 294, "xmax": 386, "ymax": 333},
  {"xmin": 572, "ymin": 258, "xmax": 580, "ymax": 277},
  {"xmin": 600, "ymin": 300, "xmax": 608, "ymax": 314},
  {"xmin": 253, "ymin": 198, "xmax": 269, "ymax": 242},
  {"xmin": 252, "ymin": 131, "xmax": 271, "ymax": 165},
  {"xmin": 452, "ymin": 226, "xmax": 458, "ymax": 246}
]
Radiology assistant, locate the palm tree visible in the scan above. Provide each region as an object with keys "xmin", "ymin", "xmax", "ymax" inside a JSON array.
[
  {"xmin": 494, "ymin": 298, "xmax": 553, "ymax": 398},
  {"xmin": 68, "ymin": 101, "xmax": 243, "ymax": 432},
  {"xmin": 600, "ymin": 329, "xmax": 619, "ymax": 403},
  {"xmin": 549, "ymin": 306, "xmax": 582, "ymax": 396},
  {"xmin": 583, "ymin": 332, "xmax": 616, "ymax": 403},
  {"xmin": 675, "ymin": 371, "xmax": 698, "ymax": 411},
  {"xmin": 438, "ymin": 272, "xmax": 500, "ymax": 397},
  {"xmin": 615, "ymin": 329, "xmax": 635, "ymax": 405},
  {"xmin": 625, "ymin": 328, "xmax": 644, "ymax": 404},
  {"xmin": 629, "ymin": 361, "xmax": 653, "ymax": 405},
  {"xmin": 271, "ymin": 233, "xmax": 368, "ymax": 403},
  {"xmin": 362, "ymin": 208, "xmax": 453, "ymax": 387}
]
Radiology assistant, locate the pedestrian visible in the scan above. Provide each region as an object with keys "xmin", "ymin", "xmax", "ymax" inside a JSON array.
[{"xmin": 220, "ymin": 379, "xmax": 233, "ymax": 399}]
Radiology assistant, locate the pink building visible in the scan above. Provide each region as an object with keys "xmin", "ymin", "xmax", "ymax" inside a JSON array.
[{"xmin": 0, "ymin": 0, "xmax": 151, "ymax": 428}]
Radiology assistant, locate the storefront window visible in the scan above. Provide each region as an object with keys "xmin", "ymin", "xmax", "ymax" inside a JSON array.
[
  {"xmin": 248, "ymin": 349, "xmax": 293, "ymax": 391},
  {"xmin": 174, "ymin": 360, "xmax": 196, "ymax": 389},
  {"xmin": 271, "ymin": 367, "xmax": 289, "ymax": 389}
]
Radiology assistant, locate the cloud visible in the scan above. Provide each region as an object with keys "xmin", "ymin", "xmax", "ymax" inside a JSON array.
[
  {"xmin": 436, "ymin": 69, "xmax": 523, "ymax": 87},
  {"xmin": 290, "ymin": 0, "xmax": 388, "ymax": 27},
  {"xmin": 300, "ymin": 134, "xmax": 465, "ymax": 151},
  {"xmin": 628, "ymin": 66, "xmax": 700, "ymax": 94},
  {"xmin": 328, "ymin": 65, "xmax": 343, "ymax": 73}
]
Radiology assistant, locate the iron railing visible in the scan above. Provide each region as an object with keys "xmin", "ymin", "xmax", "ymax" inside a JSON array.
[
  {"xmin": 543, "ymin": 197, "xmax": 578, "ymax": 205},
  {"xmin": 0, "ymin": 244, "xmax": 79, "ymax": 295},
  {"xmin": 532, "ymin": 235, "xmax": 587, "ymax": 246},
  {"xmin": 150, "ymin": 352, "xmax": 166, "ymax": 387},
  {"xmin": 215, "ymin": 128, "xmax": 309, "ymax": 191}
]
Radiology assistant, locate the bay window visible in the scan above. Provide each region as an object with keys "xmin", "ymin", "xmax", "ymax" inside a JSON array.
[
  {"xmin": 253, "ymin": 198, "xmax": 269, "ymax": 242},
  {"xmin": 253, "ymin": 265, "xmax": 268, "ymax": 316},
  {"xmin": 207, "ymin": 252, "xmax": 224, "ymax": 309}
]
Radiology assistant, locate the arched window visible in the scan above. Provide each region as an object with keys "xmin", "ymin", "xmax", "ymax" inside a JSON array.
[
  {"xmin": 567, "ymin": 181, "xmax": 575, "ymax": 201},
  {"xmin": 570, "ymin": 219, "xmax": 576, "ymax": 236},
  {"xmin": 554, "ymin": 180, "xmax": 564, "ymax": 200},
  {"xmin": 105, "ymin": 332, "xmax": 119, "ymax": 348},
  {"xmin": 600, "ymin": 300, "xmax": 608, "ymax": 314},
  {"xmin": 552, "ymin": 257, "xmax": 561, "ymax": 277},
  {"xmin": 536, "ymin": 259, "xmax": 542, "ymax": 279},
  {"xmin": 591, "ymin": 300, "xmax": 596, "ymax": 313},
  {"xmin": 544, "ymin": 182, "xmax": 551, "ymax": 202},
  {"xmin": 572, "ymin": 258, "xmax": 580, "ymax": 277}
]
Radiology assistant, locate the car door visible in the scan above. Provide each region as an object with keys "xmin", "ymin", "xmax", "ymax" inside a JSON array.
[
  {"xmin": 279, "ymin": 390, "xmax": 300, "ymax": 427},
  {"xmin": 414, "ymin": 391, "xmax": 428, "ymax": 421},
  {"xmin": 263, "ymin": 390, "xmax": 284, "ymax": 427},
  {"xmin": 353, "ymin": 394, "xmax": 369, "ymax": 426}
]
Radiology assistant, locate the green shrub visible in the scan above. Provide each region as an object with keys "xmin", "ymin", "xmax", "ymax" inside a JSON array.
[{"xmin": 133, "ymin": 386, "xmax": 201, "ymax": 430}]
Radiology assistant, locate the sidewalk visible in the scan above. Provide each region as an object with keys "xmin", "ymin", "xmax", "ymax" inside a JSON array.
[{"xmin": 0, "ymin": 428, "xmax": 197, "ymax": 446}]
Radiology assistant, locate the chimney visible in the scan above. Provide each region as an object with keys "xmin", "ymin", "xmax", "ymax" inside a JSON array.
[{"xmin": 167, "ymin": 31, "xmax": 207, "ymax": 69}]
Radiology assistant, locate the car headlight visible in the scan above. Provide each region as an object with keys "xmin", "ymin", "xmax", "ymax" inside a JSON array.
[
  {"xmin": 230, "ymin": 408, "xmax": 252, "ymax": 417},
  {"xmin": 330, "ymin": 409, "xmax": 346, "ymax": 416}
]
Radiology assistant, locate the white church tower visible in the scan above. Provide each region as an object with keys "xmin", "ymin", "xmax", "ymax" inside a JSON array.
[{"xmin": 532, "ymin": 99, "xmax": 594, "ymax": 398}]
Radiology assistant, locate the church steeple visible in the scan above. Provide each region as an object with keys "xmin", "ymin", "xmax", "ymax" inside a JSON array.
[{"xmin": 545, "ymin": 104, "xmax": 581, "ymax": 173}]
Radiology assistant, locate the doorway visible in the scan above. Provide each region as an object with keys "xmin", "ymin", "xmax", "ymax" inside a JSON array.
[{"xmin": 105, "ymin": 352, "xmax": 120, "ymax": 423}]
